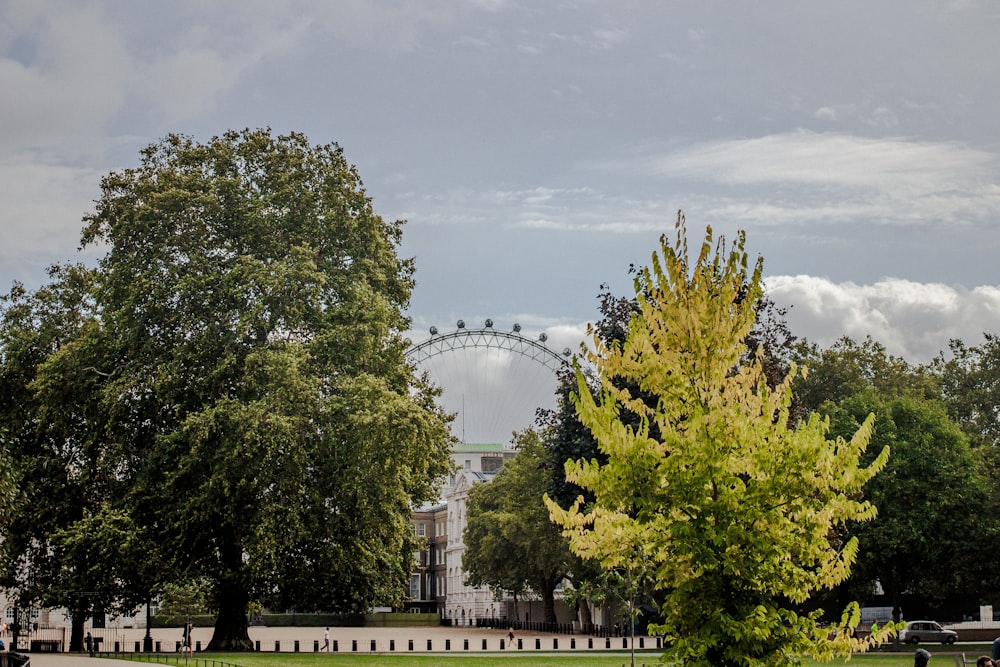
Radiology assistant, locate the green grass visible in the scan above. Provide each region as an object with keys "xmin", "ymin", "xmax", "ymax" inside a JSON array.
[{"xmin": 107, "ymin": 646, "xmax": 994, "ymax": 667}]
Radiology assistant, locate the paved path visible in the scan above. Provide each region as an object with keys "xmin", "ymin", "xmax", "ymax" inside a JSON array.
[
  {"xmin": 19, "ymin": 657, "xmax": 122, "ymax": 667},
  {"xmin": 13, "ymin": 625, "xmax": 655, "ymax": 664}
]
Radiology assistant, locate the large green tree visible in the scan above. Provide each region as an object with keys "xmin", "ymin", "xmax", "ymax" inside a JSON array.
[
  {"xmin": 547, "ymin": 216, "xmax": 889, "ymax": 667},
  {"xmin": 794, "ymin": 338, "xmax": 991, "ymax": 619},
  {"xmin": 0, "ymin": 130, "xmax": 454, "ymax": 650},
  {"xmin": 463, "ymin": 428, "xmax": 576, "ymax": 625},
  {"xmin": 827, "ymin": 394, "xmax": 987, "ymax": 619}
]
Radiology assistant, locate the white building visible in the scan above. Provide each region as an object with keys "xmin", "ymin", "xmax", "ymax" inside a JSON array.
[{"xmin": 443, "ymin": 468, "xmax": 500, "ymax": 624}]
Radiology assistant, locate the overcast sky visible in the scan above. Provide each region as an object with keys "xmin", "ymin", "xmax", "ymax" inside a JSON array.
[{"xmin": 3, "ymin": 1, "xmax": 999, "ymax": 442}]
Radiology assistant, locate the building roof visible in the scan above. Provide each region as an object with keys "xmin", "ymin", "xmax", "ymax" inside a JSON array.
[{"xmin": 451, "ymin": 442, "xmax": 512, "ymax": 453}]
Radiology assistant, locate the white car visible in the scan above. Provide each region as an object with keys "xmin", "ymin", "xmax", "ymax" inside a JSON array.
[{"xmin": 898, "ymin": 620, "xmax": 958, "ymax": 644}]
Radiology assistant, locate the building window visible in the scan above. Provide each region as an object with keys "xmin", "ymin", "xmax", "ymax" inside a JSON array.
[
  {"xmin": 465, "ymin": 459, "xmax": 472, "ymax": 469},
  {"xmin": 409, "ymin": 574, "xmax": 421, "ymax": 600},
  {"xmin": 418, "ymin": 523, "xmax": 426, "ymax": 537}
]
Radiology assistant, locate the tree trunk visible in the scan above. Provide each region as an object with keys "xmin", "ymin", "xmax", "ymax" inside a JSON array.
[
  {"xmin": 206, "ymin": 577, "xmax": 253, "ymax": 651},
  {"xmin": 579, "ymin": 598, "xmax": 593, "ymax": 630},
  {"xmin": 205, "ymin": 535, "xmax": 254, "ymax": 652},
  {"xmin": 540, "ymin": 575, "xmax": 558, "ymax": 625},
  {"xmin": 69, "ymin": 612, "xmax": 85, "ymax": 652}
]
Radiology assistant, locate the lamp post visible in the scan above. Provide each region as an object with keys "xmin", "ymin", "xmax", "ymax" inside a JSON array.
[{"xmin": 143, "ymin": 596, "xmax": 153, "ymax": 652}]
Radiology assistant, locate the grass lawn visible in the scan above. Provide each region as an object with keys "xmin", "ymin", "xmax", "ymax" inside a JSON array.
[{"xmin": 113, "ymin": 645, "xmax": 993, "ymax": 667}]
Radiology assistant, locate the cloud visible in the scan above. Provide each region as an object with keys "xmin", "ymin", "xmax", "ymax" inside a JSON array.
[
  {"xmin": 0, "ymin": 3, "xmax": 129, "ymax": 158},
  {"xmin": 653, "ymin": 131, "xmax": 996, "ymax": 191},
  {"xmin": 765, "ymin": 275, "xmax": 1000, "ymax": 363},
  {"xmin": 617, "ymin": 131, "xmax": 1000, "ymax": 231}
]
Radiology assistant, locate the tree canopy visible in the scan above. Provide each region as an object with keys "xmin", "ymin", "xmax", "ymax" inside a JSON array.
[
  {"xmin": 793, "ymin": 338, "xmax": 990, "ymax": 620},
  {"xmin": 933, "ymin": 333, "xmax": 1000, "ymax": 448},
  {"xmin": 0, "ymin": 129, "xmax": 454, "ymax": 650},
  {"xmin": 547, "ymin": 215, "xmax": 889, "ymax": 667}
]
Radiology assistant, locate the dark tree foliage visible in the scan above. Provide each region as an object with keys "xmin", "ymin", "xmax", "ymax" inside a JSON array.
[
  {"xmin": 792, "ymin": 336, "xmax": 939, "ymax": 412},
  {"xmin": 793, "ymin": 337, "xmax": 987, "ymax": 621},
  {"xmin": 0, "ymin": 266, "xmax": 162, "ymax": 651},
  {"xmin": 538, "ymin": 284, "xmax": 635, "ymax": 509},
  {"xmin": 745, "ymin": 297, "xmax": 797, "ymax": 393},
  {"xmin": 826, "ymin": 394, "xmax": 987, "ymax": 617}
]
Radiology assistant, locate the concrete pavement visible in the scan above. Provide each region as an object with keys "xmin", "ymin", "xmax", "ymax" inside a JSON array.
[{"xmin": 13, "ymin": 624, "xmax": 658, "ymax": 664}]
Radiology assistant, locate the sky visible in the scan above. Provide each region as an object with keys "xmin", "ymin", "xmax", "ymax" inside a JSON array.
[{"xmin": 3, "ymin": 1, "xmax": 1000, "ymax": 443}]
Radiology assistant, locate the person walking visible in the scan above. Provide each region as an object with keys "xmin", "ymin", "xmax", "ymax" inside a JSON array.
[{"xmin": 321, "ymin": 627, "xmax": 330, "ymax": 651}]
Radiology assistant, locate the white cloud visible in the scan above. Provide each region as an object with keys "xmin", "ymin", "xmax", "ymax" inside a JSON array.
[
  {"xmin": 654, "ymin": 131, "xmax": 996, "ymax": 191},
  {"xmin": 622, "ymin": 131, "xmax": 1000, "ymax": 230},
  {"xmin": 766, "ymin": 275, "xmax": 1000, "ymax": 363},
  {"xmin": 590, "ymin": 27, "xmax": 629, "ymax": 50}
]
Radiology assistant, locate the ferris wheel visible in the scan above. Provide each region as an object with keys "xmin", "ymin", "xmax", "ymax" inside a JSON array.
[{"xmin": 406, "ymin": 319, "xmax": 572, "ymax": 445}]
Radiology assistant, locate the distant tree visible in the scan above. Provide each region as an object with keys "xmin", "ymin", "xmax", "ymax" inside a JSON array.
[
  {"xmin": 548, "ymin": 215, "xmax": 890, "ymax": 667},
  {"xmin": 0, "ymin": 130, "xmax": 454, "ymax": 651},
  {"xmin": 794, "ymin": 339, "xmax": 991, "ymax": 621},
  {"xmin": 824, "ymin": 393, "xmax": 988, "ymax": 621},
  {"xmin": 157, "ymin": 579, "xmax": 212, "ymax": 624},
  {"xmin": 792, "ymin": 336, "xmax": 940, "ymax": 415},
  {"xmin": 463, "ymin": 428, "xmax": 576, "ymax": 624},
  {"xmin": 933, "ymin": 334, "xmax": 1000, "ymax": 448},
  {"xmin": 972, "ymin": 445, "xmax": 1000, "ymax": 592}
]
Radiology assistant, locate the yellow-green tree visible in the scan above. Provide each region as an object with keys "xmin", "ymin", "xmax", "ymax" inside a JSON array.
[{"xmin": 547, "ymin": 214, "xmax": 891, "ymax": 667}]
